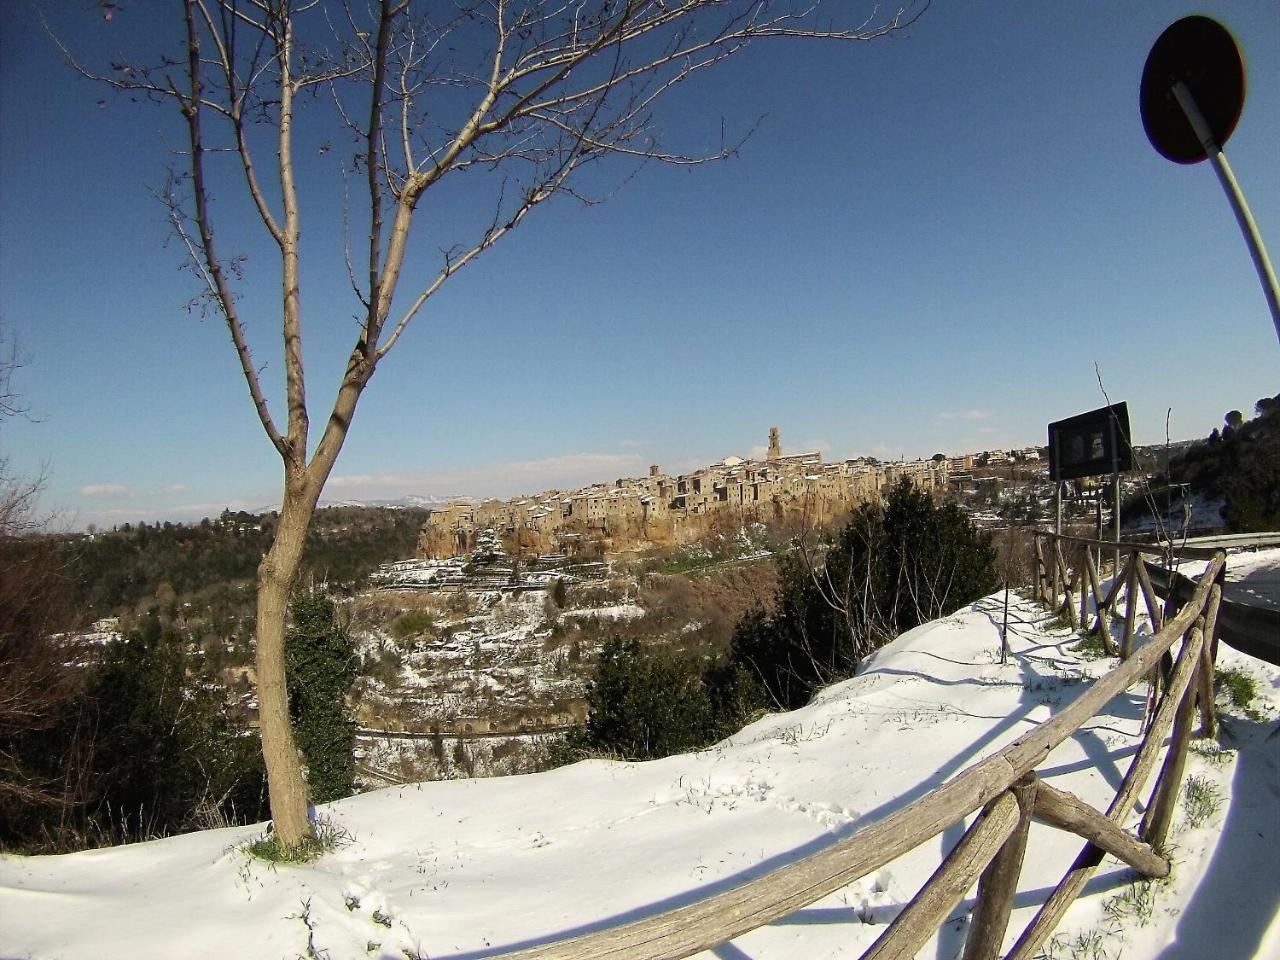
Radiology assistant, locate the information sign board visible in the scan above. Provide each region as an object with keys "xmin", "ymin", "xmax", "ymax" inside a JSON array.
[{"xmin": 1048, "ymin": 403, "xmax": 1132, "ymax": 482}]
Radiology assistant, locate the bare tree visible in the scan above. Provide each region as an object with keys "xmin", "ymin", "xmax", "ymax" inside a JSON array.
[
  {"xmin": 62, "ymin": 0, "xmax": 926, "ymax": 852},
  {"xmin": 0, "ymin": 324, "xmax": 86, "ymax": 843}
]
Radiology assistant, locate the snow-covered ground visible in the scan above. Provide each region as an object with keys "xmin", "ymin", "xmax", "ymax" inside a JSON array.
[
  {"xmin": 3, "ymin": 586, "xmax": 1277, "ymax": 960},
  {"xmin": 1223, "ymin": 546, "xmax": 1280, "ymax": 613}
]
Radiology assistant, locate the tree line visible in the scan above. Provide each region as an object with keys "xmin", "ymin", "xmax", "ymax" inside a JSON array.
[{"xmin": 62, "ymin": 506, "xmax": 428, "ymax": 624}]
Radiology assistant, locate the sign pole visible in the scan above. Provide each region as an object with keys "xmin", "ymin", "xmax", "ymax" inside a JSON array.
[
  {"xmin": 1171, "ymin": 81, "xmax": 1280, "ymax": 343},
  {"xmin": 1055, "ymin": 482, "xmax": 1062, "ymax": 537}
]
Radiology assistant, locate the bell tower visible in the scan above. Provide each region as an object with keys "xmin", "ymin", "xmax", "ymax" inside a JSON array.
[{"xmin": 767, "ymin": 426, "xmax": 782, "ymax": 460}]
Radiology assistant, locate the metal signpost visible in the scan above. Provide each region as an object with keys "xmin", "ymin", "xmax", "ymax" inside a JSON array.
[{"xmin": 1141, "ymin": 15, "xmax": 1280, "ymax": 345}]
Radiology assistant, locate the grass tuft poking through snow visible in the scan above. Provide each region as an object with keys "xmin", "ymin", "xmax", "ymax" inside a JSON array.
[
  {"xmin": 1069, "ymin": 631, "xmax": 1110, "ymax": 661},
  {"xmin": 1181, "ymin": 775, "xmax": 1223, "ymax": 830},
  {"xmin": 1213, "ymin": 664, "xmax": 1264, "ymax": 720},
  {"xmin": 246, "ymin": 814, "xmax": 352, "ymax": 864}
]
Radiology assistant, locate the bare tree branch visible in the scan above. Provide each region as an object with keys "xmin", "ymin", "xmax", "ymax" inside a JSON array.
[{"xmin": 178, "ymin": 0, "xmax": 290, "ymax": 460}]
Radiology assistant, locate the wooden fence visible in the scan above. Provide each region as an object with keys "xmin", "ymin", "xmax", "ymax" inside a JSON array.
[
  {"xmin": 1033, "ymin": 530, "xmax": 1279, "ymax": 667},
  {"xmin": 474, "ymin": 536, "xmax": 1226, "ymax": 960}
]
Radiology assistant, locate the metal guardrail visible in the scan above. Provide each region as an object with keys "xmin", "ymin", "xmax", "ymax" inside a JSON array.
[
  {"xmin": 1143, "ymin": 562, "xmax": 1280, "ymax": 666},
  {"xmin": 1162, "ymin": 531, "xmax": 1280, "ymax": 551}
]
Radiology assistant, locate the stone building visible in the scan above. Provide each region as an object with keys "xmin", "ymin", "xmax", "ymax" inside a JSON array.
[{"xmin": 417, "ymin": 429, "xmax": 948, "ymax": 560}]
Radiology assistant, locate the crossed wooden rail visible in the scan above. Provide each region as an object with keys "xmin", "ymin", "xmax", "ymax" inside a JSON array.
[{"xmin": 474, "ymin": 538, "xmax": 1225, "ymax": 960}]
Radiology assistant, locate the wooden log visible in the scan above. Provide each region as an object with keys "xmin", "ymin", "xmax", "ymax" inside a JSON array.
[
  {"xmin": 1135, "ymin": 558, "xmax": 1168, "ymax": 722},
  {"xmin": 1063, "ymin": 576, "xmax": 1080, "ymax": 630},
  {"xmin": 1030, "ymin": 781, "xmax": 1168, "ymax": 878},
  {"xmin": 1121, "ymin": 553, "xmax": 1139, "ymax": 661},
  {"xmin": 1054, "ymin": 541, "xmax": 1078, "ymax": 629},
  {"xmin": 1141, "ymin": 631, "xmax": 1203, "ymax": 849},
  {"xmin": 1083, "ymin": 548, "xmax": 1115, "ymax": 654},
  {"xmin": 960, "ymin": 777, "xmax": 1038, "ymax": 960},
  {"xmin": 1097, "ymin": 567, "xmax": 1124, "ymax": 618},
  {"xmin": 1078, "ymin": 557, "xmax": 1089, "ymax": 631},
  {"xmin": 1135, "ymin": 558, "xmax": 1164, "ymax": 633},
  {"xmin": 1035, "ymin": 535, "xmax": 1049, "ymax": 606},
  {"xmin": 1196, "ymin": 585, "xmax": 1222, "ymax": 738},
  {"xmin": 862, "ymin": 792, "xmax": 1021, "ymax": 960},
  {"xmin": 489, "ymin": 554, "xmax": 1224, "ymax": 960},
  {"xmin": 1004, "ymin": 623, "xmax": 1207, "ymax": 960}
]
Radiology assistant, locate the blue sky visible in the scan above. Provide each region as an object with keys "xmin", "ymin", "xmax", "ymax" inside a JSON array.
[{"xmin": 2, "ymin": 2, "xmax": 1277, "ymax": 530}]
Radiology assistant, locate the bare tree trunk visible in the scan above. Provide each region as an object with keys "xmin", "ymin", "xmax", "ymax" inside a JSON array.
[{"xmin": 255, "ymin": 474, "xmax": 322, "ymax": 848}]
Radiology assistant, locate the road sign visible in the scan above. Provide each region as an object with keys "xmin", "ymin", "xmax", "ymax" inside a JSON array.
[
  {"xmin": 1140, "ymin": 15, "xmax": 1245, "ymax": 164},
  {"xmin": 1047, "ymin": 403, "xmax": 1132, "ymax": 483},
  {"xmin": 1140, "ymin": 16, "xmax": 1279, "ymax": 342}
]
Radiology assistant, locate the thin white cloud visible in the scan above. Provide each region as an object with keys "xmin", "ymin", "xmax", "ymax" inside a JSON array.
[
  {"xmin": 161, "ymin": 483, "xmax": 188, "ymax": 495},
  {"xmin": 617, "ymin": 439, "xmax": 650, "ymax": 449},
  {"xmin": 327, "ymin": 450, "xmax": 648, "ymax": 501},
  {"xmin": 937, "ymin": 409, "xmax": 992, "ymax": 422},
  {"xmin": 80, "ymin": 483, "xmax": 130, "ymax": 498}
]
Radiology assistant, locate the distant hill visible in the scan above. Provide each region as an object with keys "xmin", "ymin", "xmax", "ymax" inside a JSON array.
[
  {"xmin": 60, "ymin": 504, "xmax": 430, "ymax": 624},
  {"xmin": 318, "ymin": 494, "xmax": 464, "ymax": 510},
  {"xmin": 1123, "ymin": 394, "xmax": 1280, "ymax": 534}
]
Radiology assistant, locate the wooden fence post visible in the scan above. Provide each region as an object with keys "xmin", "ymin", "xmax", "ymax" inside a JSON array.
[
  {"xmin": 1135, "ymin": 558, "xmax": 1164, "ymax": 633},
  {"xmin": 862, "ymin": 792, "xmax": 1020, "ymax": 960},
  {"xmin": 1196, "ymin": 583, "xmax": 1222, "ymax": 738},
  {"xmin": 1083, "ymin": 548, "xmax": 1115, "ymax": 654},
  {"xmin": 1078, "ymin": 551, "xmax": 1089, "ymax": 631},
  {"xmin": 961, "ymin": 776, "xmax": 1038, "ymax": 960},
  {"xmin": 1035, "ymin": 534, "xmax": 1049, "ymax": 606},
  {"xmin": 1120, "ymin": 552, "xmax": 1138, "ymax": 660},
  {"xmin": 1141, "ymin": 628, "xmax": 1203, "ymax": 849}
]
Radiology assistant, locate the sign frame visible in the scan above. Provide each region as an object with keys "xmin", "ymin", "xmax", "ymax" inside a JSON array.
[{"xmin": 1047, "ymin": 403, "xmax": 1133, "ymax": 483}]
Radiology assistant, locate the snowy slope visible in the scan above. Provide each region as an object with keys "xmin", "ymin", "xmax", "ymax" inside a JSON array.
[{"xmin": 2, "ymin": 591, "xmax": 1277, "ymax": 960}]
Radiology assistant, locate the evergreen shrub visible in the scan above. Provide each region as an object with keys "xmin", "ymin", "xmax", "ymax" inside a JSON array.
[{"xmin": 286, "ymin": 591, "xmax": 357, "ymax": 804}]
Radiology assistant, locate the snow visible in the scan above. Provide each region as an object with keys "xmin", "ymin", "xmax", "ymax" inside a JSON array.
[
  {"xmin": 3, "ymin": 589, "xmax": 1278, "ymax": 960},
  {"xmin": 1222, "ymin": 546, "xmax": 1280, "ymax": 612},
  {"xmin": 558, "ymin": 602, "xmax": 645, "ymax": 622}
]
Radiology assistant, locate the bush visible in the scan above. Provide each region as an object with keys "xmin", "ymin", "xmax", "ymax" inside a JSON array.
[
  {"xmin": 0, "ymin": 532, "xmax": 83, "ymax": 847},
  {"xmin": 17, "ymin": 613, "xmax": 269, "ymax": 850},
  {"xmin": 286, "ymin": 591, "xmax": 357, "ymax": 804},
  {"xmin": 577, "ymin": 636, "xmax": 720, "ymax": 760},
  {"xmin": 727, "ymin": 479, "xmax": 998, "ymax": 710},
  {"xmin": 363, "ymin": 644, "xmax": 404, "ymax": 685},
  {"xmin": 389, "ymin": 608, "xmax": 435, "ymax": 641}
]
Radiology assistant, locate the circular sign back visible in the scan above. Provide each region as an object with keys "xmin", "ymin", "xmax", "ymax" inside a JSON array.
[{"xmin": 1140, "ymin": 16, "xmax": 1245, "ymax": 165}]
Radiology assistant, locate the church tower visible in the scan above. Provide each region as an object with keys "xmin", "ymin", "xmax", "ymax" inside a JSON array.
[{"xmin": 767, "ymin": 426, "xmax": 782, "ymax": 460}]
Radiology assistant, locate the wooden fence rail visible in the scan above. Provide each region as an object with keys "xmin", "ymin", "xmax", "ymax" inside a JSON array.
[{"xmin": 474, "ymin": 539, "xmax": 1225, "ymax": 960}]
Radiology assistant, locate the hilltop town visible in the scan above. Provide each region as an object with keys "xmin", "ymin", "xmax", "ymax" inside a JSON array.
[{"xmin": 418, "ymin": 428, "xmax": 967, "ymax": 560}]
